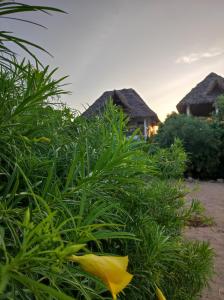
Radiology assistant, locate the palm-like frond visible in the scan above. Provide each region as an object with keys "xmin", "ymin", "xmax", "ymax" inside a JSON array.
[{"xmin": 0, "ymin": 1, "xmax": 65, "ymax": 66}]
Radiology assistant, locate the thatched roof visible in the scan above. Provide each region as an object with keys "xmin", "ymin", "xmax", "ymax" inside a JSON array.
[
  {"xmin": 83, "ymin": 88, "xmax": 160, "ymax": 123},
  {"xmin": 177, "ymin": 72, "xmax": 224, "ymax": 116}
]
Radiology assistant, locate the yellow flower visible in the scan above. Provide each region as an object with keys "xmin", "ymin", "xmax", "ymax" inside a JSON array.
[
  {"xmin": 156, "ymin": 286, "xmax": 166, "ymax": 300},
  {"xmin": 68, "ymin": 254, "xmax": 133, "ymax": 300}
]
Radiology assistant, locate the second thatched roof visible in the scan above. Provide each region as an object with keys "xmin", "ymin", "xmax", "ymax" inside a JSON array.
[
  {"xmin": 83, "ymin": 88, "xmax": 160, "ymax": 124},
  {"xmin": 177, "ymin": 72, "xmax": 224, "ymax": 115}
]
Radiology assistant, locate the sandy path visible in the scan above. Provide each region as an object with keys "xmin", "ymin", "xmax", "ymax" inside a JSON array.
[{"xmin": 185, "ymin": 182, "xmax": 224, "ymax": 300}]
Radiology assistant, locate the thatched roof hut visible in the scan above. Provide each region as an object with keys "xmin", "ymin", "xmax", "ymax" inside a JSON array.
[
  {"xmin": 176, "ymin": 72, "xmax": 224, "ymax": 116},
  {"xmin": 83, "ymin": 88, "xmax": 159, "ymax": 123},
  {"xmin": 83, "ymin": 88, "xmax": 160, "ymax": 138}
]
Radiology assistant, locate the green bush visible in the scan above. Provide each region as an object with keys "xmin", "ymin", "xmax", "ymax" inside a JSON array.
[
  {"xmin": 0, "ymin": 65, "xmax": 214, "ymax": 298},
  {"xmin": 148, "ymin": 138, "xmax": 187, "ymax": 179},
  {"xmin": 212, "ymin": 95, "xmax": 224, "ymax": 178},
  {"xmin": 155, "ymin": 113, "xmax": 221, "ymax": 178},
  {"xmin": 0, "ymin": 3, "xmax": 214, "ymax": 299},
  {"xmin": 216, "ymin": 95, "xmax": 224, "ymax": 122}
]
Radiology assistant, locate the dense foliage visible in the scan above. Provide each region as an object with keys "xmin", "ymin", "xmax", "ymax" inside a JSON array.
[
  {"xmin": 212, "ymin": 96, "xmax": 224, "ymax": 178},
  {"xmin": 148, "ymin": 138, "xmax": 187, "ymax": 179},
  {"xmin": 155, "ymin": 112, "xmax": 224, "ymax": 178},
  {"xmin": 0, "ymin": 61, "xmax": 213, "ymax": 299},
  {"xmin": 0, "ymin": 2, "xmax": 213, "ymax": 299},
  {"xmin": 216, "ymin": 95, "xmax": 224, "ymax": 122}
]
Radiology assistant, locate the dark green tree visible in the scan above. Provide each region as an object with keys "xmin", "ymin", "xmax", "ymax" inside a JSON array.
[{"xmin": 155, "ymin": 113, "xmax": 221, "ymax": 178}]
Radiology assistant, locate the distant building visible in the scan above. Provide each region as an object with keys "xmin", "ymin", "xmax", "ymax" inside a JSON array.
[
  {"xmin": 176, "ymin": 72, "xmax": 224, "ymax": 116},
  {"xmin": 83, "ymin": 88, "xmax": 160, "ymax": 138}
]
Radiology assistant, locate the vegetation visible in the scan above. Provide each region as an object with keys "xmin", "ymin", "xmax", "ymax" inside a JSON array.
[
  {"xmin": 0, "ymin": 1, "xmax": 65, "ymax": 66},
  {"xmin": 212, "ymin": 96, "xmax": 224, "ymax": 178},
  {"xmin": 0, "ymin": 2, "xmax": 214, "ymax": 300},
  {"xmin": 148, "ymin": 138, "xmax": 187, "ymax": 179},
  {"xmin": 216, "ymin": 95, "xmax": 224, "ymax": 122},
  {"xmin": 0, "ymin": 65, "xmax": 214, "ymax": 299},
  {"xmin": 155, "ymin": 112, "xmax": 224, "ymax": 178}
]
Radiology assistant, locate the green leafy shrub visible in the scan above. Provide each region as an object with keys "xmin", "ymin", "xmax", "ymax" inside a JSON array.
[
  {"xmin": 155, "ymin": 113, "xmax": 221, "ymax": 178},
  {"xmin": 216, "ymin": 95, "xmax": 224, "ymax": 122},
  {"xmin": 211, "ymin": 95, "xmax": 224, "ymax": 178},
  {"xmin": 0, "ymin": 2, "xmax": 214, "ymax": 299},
  {"xmin": 114, "ymin": 175, "xmax": 213, "ymax": 299},
  {"xmin": 0, "ymin": 67, "xmax": 214, "ymax": 298},
  {"xmin": 148, "ymin": 138, "xmax": 187, "ymax": 179}
]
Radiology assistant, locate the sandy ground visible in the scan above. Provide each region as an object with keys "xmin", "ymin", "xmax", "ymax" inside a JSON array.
[{"xmin": 185, "ymin": 181, "xmax": 224, "ymax": 300}]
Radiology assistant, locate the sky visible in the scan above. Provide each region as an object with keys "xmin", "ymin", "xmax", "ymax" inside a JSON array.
[{"xmin": 3, "ymin": 0, "xmax": 224, "ymax": 120}]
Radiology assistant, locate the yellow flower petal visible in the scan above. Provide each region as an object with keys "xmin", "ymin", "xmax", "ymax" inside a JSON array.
[
  {"xmin": 68, "ymin": 254, "xmax": 133, "ymax": 299},
  {"xmin": 107, "ymin": 271, "xmax": 133, "ymax": 296},
  {"xmin": 156, "ymin": 286, "xmax": 166, "ymax": 300}
]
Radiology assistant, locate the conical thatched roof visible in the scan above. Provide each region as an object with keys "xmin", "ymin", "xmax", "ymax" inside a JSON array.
[
  {"xmin": 176, "ymin": 72, "xmax": 224, "ymax": 116},
  {"xmin": 83, "ymin": 88, "xmax": 160, "ymax": 123}
]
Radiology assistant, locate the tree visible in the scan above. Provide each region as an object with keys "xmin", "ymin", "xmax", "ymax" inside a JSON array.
[{"xmin": 155, "ymin": 114, "xmax": 221, "ymax": 178}]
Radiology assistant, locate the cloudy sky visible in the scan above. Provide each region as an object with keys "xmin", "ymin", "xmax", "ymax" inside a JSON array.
[{"xmin": 4, "ymin": 0, "xmax": 224, "ymax": 120}]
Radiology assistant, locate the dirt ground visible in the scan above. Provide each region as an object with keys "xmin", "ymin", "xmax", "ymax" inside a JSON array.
[{"xmin": 185, "ymin": 181, "xmax": 224, "ymax": 300}]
